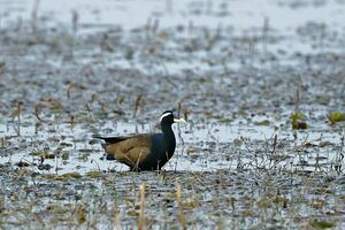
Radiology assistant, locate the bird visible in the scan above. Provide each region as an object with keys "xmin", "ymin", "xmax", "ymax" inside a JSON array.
[{"xmin": 94, "ymin": 111, "xmax": 186, "ymax": 171}]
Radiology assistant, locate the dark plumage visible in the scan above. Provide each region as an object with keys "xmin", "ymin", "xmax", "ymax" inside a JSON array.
[{"xmin": 95, "ymin": 111, "xmax": 185, "ymax": 171}]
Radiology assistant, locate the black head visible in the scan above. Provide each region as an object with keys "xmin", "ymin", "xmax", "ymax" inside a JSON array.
[
  {"xmin": 159, "ymin": 110, "xmax": 175, "ymax": 126},
  {"xmin": 159, "ymin": 110, "xmax": 186, "ymax": 127}
]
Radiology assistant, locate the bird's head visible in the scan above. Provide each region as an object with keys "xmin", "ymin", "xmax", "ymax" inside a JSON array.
[{"xmin": 159, "ymin": 110, "xmax": 186, "ymax": 126}]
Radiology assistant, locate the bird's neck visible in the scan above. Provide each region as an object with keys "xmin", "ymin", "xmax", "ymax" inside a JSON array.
[{"xmin": 161, "ymin": 124, "xmax": 176, "ymax": 155}]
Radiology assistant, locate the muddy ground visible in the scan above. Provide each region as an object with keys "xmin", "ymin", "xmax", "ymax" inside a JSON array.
[{"xmin": 1, "ymin": 0, "xmax": 345, "ymax": 229}]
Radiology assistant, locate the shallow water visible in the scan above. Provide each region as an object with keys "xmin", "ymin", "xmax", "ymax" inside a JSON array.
[
  {"xmin": 1, "ymin": 0, "xmax": 345, "ymax": 229},
  {"xmin": 1, "ymin": 115, "xmax": 343, "ymax": 175}
]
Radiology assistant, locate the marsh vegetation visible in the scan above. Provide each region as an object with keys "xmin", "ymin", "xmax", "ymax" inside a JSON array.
[{"xmin": 0, "ymin": 0, "xmax": 345, "ymax": 228}]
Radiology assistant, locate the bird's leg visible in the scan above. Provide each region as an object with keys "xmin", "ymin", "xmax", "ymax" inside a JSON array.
[
  {"xmin": 135, "ymin": 151, "xmax": 143, "ymax": 170},
  {"xmin": 156, "ymin": 160, "xmax": 161, "ymax": 171}
]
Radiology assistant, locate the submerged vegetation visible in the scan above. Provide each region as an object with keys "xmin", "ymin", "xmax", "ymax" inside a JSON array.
[
  {"xmin": 328, "ymin": 112, "xmax": 345, "ymax": 125},
  {"xmin": 290, "ymin": 112, "xmax": 308, "ymax": 130},
  {"xmin": 0, "ymin": 0, "xmax": 345, "ymax": 229}
]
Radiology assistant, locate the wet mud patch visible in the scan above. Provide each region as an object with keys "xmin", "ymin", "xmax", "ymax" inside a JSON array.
[
  {"xmin": 1, "ymin": 167, "xmax": 345, "ymax": 228},
  {"xmin": 1, "ymin": 0, "xmax": 345, "ymax": 228}
]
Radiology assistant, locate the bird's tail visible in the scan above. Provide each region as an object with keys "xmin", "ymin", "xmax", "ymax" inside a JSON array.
[
  {"xmin": 92, "ymin": 135, "xmax": 104, "ymax": 139},
  {"xmin": 92, "ymin": 135, "xmax": 107, "ymax": 149},
  {"xmin": 92, "ymin": 135, "xmax": 126, "ymax": 144}
]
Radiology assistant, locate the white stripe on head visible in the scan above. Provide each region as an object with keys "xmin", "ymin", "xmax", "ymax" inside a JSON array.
[{"xmin": 160, "ymin": 111, "xmax": 173, "ymax": 122}]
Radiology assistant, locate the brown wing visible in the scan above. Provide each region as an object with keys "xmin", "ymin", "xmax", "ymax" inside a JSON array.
[{"xmin": 104, "ymin": 134, "xmax": 152, "ymax": 168}]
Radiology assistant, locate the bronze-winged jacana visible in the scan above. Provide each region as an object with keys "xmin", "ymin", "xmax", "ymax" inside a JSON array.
[{"xmin": 95, "ymin": 111, "xmax": 186, "ymax": 171}]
